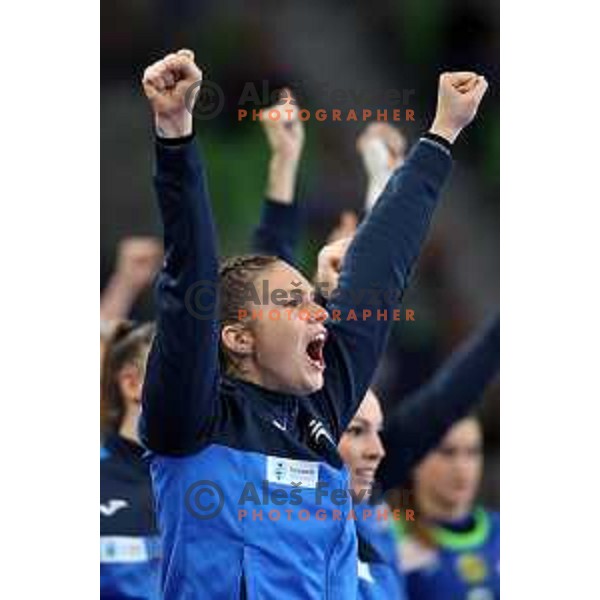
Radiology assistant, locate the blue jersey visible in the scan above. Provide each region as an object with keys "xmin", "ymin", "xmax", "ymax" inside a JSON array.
[
  {"xmin": 355, "ymin": 503, "xmax": 407, "ymax": 600},
  {"xmin": 401, "ymin": 508, "xmax": 500, "ymax": 600},
  {"xmin": 150, "ymin": 377, "xmax": 358, "ymax": 599},
  {"xmin": 100, "ymin": 435, "xmax": 160, "ymax": 600},
  {"xmin": 140, "ymin": 134, "xmax": 452, "ymax": 599}
]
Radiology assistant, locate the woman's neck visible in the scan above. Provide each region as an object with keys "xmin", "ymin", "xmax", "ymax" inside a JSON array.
[
  {"xmin": 118, "ymin": 407, "xmax": 141, "ymax": 446},
  {"xmin": 417, "ymin": 493, "xmax": 471, "ymax": 523},
  {"xmin": 229, "ymin": 365, "xmax": 292, "ymax": 395}
]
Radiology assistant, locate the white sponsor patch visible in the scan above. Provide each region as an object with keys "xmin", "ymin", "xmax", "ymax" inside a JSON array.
[
  {"xmin": 266, "ymin": 456, "xmax": 319, "ymax": 488},
  {"xmin": 357, "ymin": 560, "xmax": 375, "ymax": 583},
  {"xmin": 100, "ymin": 536, "xmax": 148, "ymax": 563}
]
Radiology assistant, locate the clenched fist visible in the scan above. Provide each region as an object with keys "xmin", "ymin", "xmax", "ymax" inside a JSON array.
[
  {"xmin": 262, "ymin": 88, "xmax": 305, "ymax": 203},
  {"xmin": 142, "ymin": 49, "xmax": 202, "ymax": 138},
  {"xmin": 429, "ymin": 72, "xmax": 488, "ymax": 143},
  {"xmin": 261, "ymin": 88, "xmax": 305, "ymax": 164},
  {"xmin": 316, "ymin": 235, "xmax": 354, "ymax": 298},
  {"xmin": 326, "ymin": 211, "xmax": 358, "ymax": 244},
  {"xmin": 356, "ymin": 123, "xmax": 406, "ymax": 172},
  {"xmin": 356, "ymin": 123, "xmax": 407, "ymax": 211},
  {"xmin": 115, "ymin": 237, "xmax": 163, "ymax": 291}
]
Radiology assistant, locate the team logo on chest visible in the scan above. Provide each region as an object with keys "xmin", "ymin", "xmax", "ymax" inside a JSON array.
[
  {"xmin": 100, "ymin": 499, "xmax": 129, "ymax": 517},
  {"xmin": 308, "ymin": 418, "xmax": 335, "ymax": 446},
  {"xmin": 456, "ymin": 553, "xmax": 488, "ymax": 584},
  {"xmin": 273, "ymin": 460, "xmax": 287, "ymax": 482}
]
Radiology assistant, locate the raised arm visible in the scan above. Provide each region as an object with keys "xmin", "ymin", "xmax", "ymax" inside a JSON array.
[
  {"xmin": 139, "ymin": 50, "xmax": 220, "ymax": 455},
  {"xmin": 322, "ymin": 72, "xmax": 489, "ymax": 431},
  {"xmin": 377, "ymin": 314, "xmax": 500, "ymax": 494},
  {"xmin": 100, "ymin": 237, "xmax": 163, "ymax": 323},
  {"xmin": 251, "ymin": 90, "xmax": 304, "ymax": 265},
  {"xmin": 356, "ymin": 123, "xmax": 407, "ymax": 213}
]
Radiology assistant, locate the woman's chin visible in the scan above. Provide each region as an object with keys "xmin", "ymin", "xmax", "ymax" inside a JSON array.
[
  {"xmin": 309, "ymin": 370, "xmax": 325, "ymax": 393},
  {"xmin": 353, "ymin": 478, "xmax": 374, "ymax": 499},
  {"xmin": 296, "ymin": 370, "xmax": 325, "ymax": 395}
]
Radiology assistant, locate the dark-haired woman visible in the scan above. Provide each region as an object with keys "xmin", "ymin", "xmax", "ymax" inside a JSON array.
[
  {"xmin": 399, "ymin": 416, "xmax": 500, "ymax": 599},
  {"xmin": 100, "ymin": 322, "xmax": 160, "ymax": 600},
  {"xmin": 139, "ymin": 48, "xmax": 487, "ymax": 599},
  {"xmin": 351, "ymin": 316, "xmax": 499, "ymax": 600}
]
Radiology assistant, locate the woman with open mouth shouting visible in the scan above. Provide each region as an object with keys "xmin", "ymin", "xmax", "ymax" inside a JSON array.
[{"xmin": 139, "ymin": 48, "xmax": 488, "ymax": 599}]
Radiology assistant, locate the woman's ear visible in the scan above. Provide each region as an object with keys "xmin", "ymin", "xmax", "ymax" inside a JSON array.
[{"xmin": 221, "ymin": 323, "xmax": 255, "ymax": 357}]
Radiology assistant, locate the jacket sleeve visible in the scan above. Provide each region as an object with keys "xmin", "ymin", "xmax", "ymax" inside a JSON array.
[
  {"xmin": 250, "ymin": 197, "xmax": 301, "ymax": 266},
  {"xmin": 319, "ymin": 138, "xmax": 453, "ymax": 435},
  {"xmin": 376, "ymin": 314, "xmax": 500, "ymax": 493},
  {"xmin": 139, "ymin": 136, "xmax": 221, "ymax": 456}
]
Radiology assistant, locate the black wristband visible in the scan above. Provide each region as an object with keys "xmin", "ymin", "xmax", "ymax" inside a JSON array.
[
  {"xmin": 422, "ymin": 131, "xmax": 453, "ymax": 152},
  {"xmin": 156, "ymin": 131, "xmax": 195, "ymax": 146}
]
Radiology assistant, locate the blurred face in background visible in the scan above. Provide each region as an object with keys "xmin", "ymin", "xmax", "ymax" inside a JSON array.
[
  {"xmin": 414, "ymin": 417, "xmax": 483, "ymax": 519},
  {"xmin": 117, "ymin": 350, "xmax": 149, "ymax": 410},
  {"xmin": 338, "ymin": 389, "xmax": 386, "ymax": 500},
  {"xmin": 101, "ymin": 324, "xmax": 154, "ymax": 442}
]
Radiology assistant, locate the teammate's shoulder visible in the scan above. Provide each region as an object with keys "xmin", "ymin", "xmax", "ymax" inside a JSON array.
[
  {"xmin": 485, "ymin": 508, "xmax": 500, "ymax": 525},
  {"xmin": 400, "ymin": 535, "xmax": 438, "ymax": 574},
  {"xmin": 484, "ymin": 508, "xmax": 500, "ymax": 535}
]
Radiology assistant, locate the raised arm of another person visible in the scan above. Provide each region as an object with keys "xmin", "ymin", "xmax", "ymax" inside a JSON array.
[
  {"xmin": 100, "ymin": 237, "xmax": 163, "ymax": 322},
  {"xmin": 377, "ymin": 314, "xmax": 500, "ymax": 494},
  {"xmin": 318, "ymin": 72, "xmax": 489, "ymax": 434},
  {"xmin": 251, "ymin": 89, "xmax": 304, "ymax": 265},
  {"xmin": 356, "ymin": 123, "xmax": 407, "ymax": 213},
  {"xmin": 139, "ymin": 50, "xmax": 221, "ymax": 455}
]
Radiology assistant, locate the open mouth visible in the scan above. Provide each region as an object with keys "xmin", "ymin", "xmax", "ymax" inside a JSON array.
[{"xmin": 306, "ymin": 331, "xmax": 327, "ymax": 371}]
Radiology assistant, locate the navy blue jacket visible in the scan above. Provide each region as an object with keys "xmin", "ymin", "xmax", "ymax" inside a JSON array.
[
  {"xmin": 140, "ymin": 134, "xmax": 452, "ymax": 599},
  {"xmin": 251, "ymin": 198, "xmax": 301, "ymax": 266},
  {"xmin": 251, "ymin": 167, "xmax": 500, "ymax": 600},
  {"xmin": 100, "ymin": 435, "xmax": 160, "ymax": 599},
  {"xmin": 377, "ymin": 314, "xmax": 500, "ymax": 495}
]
